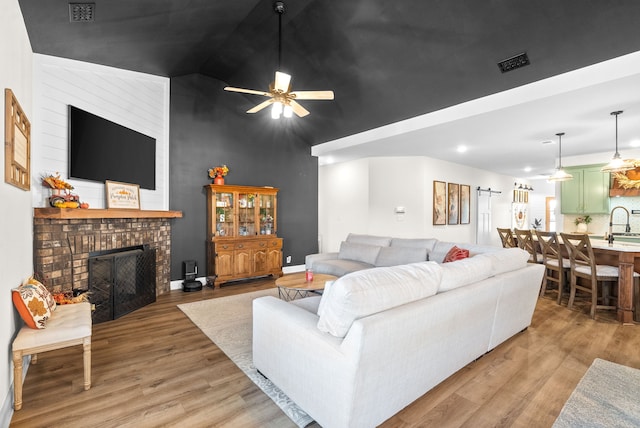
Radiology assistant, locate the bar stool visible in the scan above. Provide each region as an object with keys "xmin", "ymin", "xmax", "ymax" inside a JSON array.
[
  {"xmin": 535, "ymin": 230, "xmax": 570, "ymax": 304},
  {"xmin": 497, "ymin": 228, "xmax": 516, "ymax": 248},
  {"xmin": 560, "ymin": 233, "xmax": 636, "ymax": 319},
  {"xmin": 514, "ymin": 228, "xmax": 542, "ymax": 264}
]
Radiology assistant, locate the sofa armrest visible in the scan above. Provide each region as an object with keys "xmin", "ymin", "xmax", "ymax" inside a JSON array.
[
  {"xmin": 253, "ymin": 296, "xmax": 356, "ymax": 425},
  {"xmin": 305, "ymin": 252, "xmax": 338, "ymax": 270}
]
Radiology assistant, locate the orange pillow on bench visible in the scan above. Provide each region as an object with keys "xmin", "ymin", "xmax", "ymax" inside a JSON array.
[
  {"xmin": 12, "ymin": 279, "xmax": 55, "ymax": 329},
  {"xmin": 443, "ymin": 246, "xmax": 470, "ymax": 263}
]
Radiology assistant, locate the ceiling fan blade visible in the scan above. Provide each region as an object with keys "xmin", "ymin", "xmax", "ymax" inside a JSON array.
[
  {"xmin": 247, "ymin": 99, "xmax": 274, "ymax": 114},
  {"xmin": 290, "ymin": 90, "xmax": 335, "ymax": 100},
  {"xmin": 274, "ymin": 71, "xmax": 292, "ymax": 93},
  {"xmin": 289, "ymin": 100, "xmax": 310, "ymax": 117},
  {"xmin": 224, "ymin": 86, "xmax": 270, "ymax": 97}
]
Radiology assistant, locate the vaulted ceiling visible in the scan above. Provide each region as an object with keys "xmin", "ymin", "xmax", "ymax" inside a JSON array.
[{"xmin": 18, "ymin": 0, "xmax": 640, "ymax": 177}]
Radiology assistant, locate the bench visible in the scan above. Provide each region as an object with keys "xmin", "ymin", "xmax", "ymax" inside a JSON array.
[{"xmin": 12, "ymin": 302, "xmax": 92, "ymax": 410}]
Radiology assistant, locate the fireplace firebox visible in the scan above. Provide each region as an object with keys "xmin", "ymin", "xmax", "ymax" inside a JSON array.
[{"xmin": 89, "ymin": 245, "xmax": 156, "ymax": 323}]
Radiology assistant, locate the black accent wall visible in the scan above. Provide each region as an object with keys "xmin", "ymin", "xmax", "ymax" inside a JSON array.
[{"xmin": 169, "ymin": 74, "xmax": 319, "ymax": 282}]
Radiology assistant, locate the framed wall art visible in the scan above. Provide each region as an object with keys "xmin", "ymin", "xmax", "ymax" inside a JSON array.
[
  {"xmin": 448, "ymin": 183, "xmax": 459, "ymax": 225},
  {"xmin": 459, "ymin": 184, "xmax": 470, "ymax": 224},
  {"xmin": 4, "ymin": 88, "xmax": 31, "ymax": 190},
  {"xmin": 105, "ymin": 180, "xmax": 140, "ymax": 209},
  {"xmin": 433, "ymin": 180, "xmax": 447, "ymax": 225}
]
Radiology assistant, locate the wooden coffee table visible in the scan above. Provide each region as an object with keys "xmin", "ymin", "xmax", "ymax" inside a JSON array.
[{"xmin": 275, "ymin": 272, "xmax": 338, "ymax": 301}]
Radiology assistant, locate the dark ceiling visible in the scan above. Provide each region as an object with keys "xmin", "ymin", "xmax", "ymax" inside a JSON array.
[{"xmin": 18, "ymin": 0, "xmax": 640, "ymax": 151}]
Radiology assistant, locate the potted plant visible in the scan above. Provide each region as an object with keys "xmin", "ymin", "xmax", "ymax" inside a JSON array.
[{"xmin": 574, "ymin": 215, "xmax": 592, "ymax": 233}]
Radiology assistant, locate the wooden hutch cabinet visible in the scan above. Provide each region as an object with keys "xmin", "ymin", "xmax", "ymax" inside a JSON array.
[{"xmin": 205, "ymin": 184, "xmax": 283, "ymax": 287}]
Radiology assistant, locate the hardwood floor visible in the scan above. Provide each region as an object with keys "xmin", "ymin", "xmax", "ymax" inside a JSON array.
[{"xmin": 10, "ymin": 280, "xmax": 640, "ymax": 428}]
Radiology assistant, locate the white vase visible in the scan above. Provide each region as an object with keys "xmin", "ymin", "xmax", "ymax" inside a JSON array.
[{"xmin": 577, "ymin": 222, "xmax": 588, "ymax": 233}]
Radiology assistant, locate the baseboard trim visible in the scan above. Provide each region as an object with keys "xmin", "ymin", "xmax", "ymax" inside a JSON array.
[{"xmin": 169, "ymin": 265, "xmax": 305, "ymax": 290}]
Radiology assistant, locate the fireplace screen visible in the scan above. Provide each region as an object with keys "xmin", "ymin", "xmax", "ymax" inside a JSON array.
[{"xmin": 89, "ymin": 247, "xmax": 156, "ymax": 323}]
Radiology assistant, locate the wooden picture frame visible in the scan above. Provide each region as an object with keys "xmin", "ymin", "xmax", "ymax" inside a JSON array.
[
  {"xmin": 4, "ymin": 89, "xmax": 31, "ymax": 190},
  {"xmin": 433, "ymin": 181, "xmax": 447, "ymax": 225},
  {"xmin": 459, "ymin": 184, "xmax": 470, "ymax": 224},
  {"xmin": 105, "ymin": 180, "xmax": 140, "ymax": 209},
  {"xmin": 448, "ymin": 183, "xmax": 459, "ymax": 225}
]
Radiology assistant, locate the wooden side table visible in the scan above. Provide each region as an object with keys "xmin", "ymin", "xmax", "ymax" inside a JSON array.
[{"xmin": 275, "ymin": 272, "xmax": 338, "ymax": 301}]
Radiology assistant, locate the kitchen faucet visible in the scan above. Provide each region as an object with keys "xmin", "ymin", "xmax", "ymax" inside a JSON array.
[{"xmin": 609, "ymin": 206, "xmax": 631, "ymax": 243}]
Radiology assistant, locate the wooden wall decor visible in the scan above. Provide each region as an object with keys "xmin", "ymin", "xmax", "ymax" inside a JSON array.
[
  {"xmin": 5, "ymin": 88, "xmax": 31, "ymax": 190},
  {"xmin": 610, "ymin": 169, "xmax": 640, "ymax": 197}
]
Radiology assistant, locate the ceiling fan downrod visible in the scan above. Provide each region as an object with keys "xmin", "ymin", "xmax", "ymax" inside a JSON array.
[{"xmin": 274, "ymin": 1, "xmax": 285, "ymax": 71}]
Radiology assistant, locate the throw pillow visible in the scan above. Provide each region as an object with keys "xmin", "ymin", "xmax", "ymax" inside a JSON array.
[
  {"xmin": 12, "ymin": 284, "xmax": 52, "ymax": 329},
  {"xmin": 374, "ymin": 246, "xmax": 428, "ymax": 267},
  {"xmin": 338, "ymin": 241, "xmax": 381, "ymax": 265},
  {"xmin": 443, "ymin": 246, "xmax": 470, "ymax": 263},
  {"xmin": 24, "ymin": 276, "xmax": 56, "ymax": 312}
]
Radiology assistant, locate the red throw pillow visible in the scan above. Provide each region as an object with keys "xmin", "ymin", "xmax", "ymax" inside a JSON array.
[{"xmin": 443, "ymin": 246, "xmax": 470, "ymax": 263}]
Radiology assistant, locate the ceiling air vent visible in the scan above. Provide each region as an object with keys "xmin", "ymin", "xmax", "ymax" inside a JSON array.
[
  {"xmin": 497, "ymin": 52, "xmax": 530, "ymax": 73},
  {"xmin": 69, "ymin": 3, "xmax": 95, "ymax": 22}
]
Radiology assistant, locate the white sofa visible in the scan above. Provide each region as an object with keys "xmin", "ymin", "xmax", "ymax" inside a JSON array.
[{"xmin": 253, "ymin": 244, "xmax": 544, "ymax": 428}]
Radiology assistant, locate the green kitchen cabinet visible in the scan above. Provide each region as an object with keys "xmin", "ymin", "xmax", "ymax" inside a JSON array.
[{"xmin": 560, "ymin": 165, "xmax": 609, "ymax": 214}]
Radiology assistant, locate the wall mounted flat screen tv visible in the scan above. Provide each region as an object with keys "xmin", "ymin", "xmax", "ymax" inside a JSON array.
[{"xmin": 68, "ymin": 105, "xmax": 156, "ymax": 190}]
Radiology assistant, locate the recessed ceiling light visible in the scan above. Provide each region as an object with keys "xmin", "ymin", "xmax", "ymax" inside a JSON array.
[
  {"xmin": 456, "ymin": 145, "xmax": 467, "ymax": 153},
  {"xmin": 524, "ymin": 166, "xmax": 532, "ymax": 172}
]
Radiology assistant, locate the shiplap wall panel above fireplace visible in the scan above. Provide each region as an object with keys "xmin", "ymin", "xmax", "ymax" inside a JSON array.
[{"xmin": 32, "ymin": 54, "xmax": 170, "ymax": 210}]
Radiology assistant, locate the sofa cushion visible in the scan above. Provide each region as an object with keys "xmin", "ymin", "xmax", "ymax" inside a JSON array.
[
  {"xmin": 390, "ymin": 238, "xmax": 438, "ymax": 252},
  {"xmin": 374, "ymin": 246, "xmax": 428, "ymax": 267},
  {"xmin": 291, "ymin": 295, "xmax": 322, "ymax": 314},
  {"xmin": 439, "ymin": 256, "xmax": 493, "ymax": 292},
  {"xmin": 346, "ymin": 233, "xmax": 392, "ymax": 247},
  {"xmin": 475, "ymin": 248, "xmax": 530, "ymax": 276},
  {"xmin": 313, "ymin": 259, "xmax": 374, "ymax": 277},
  {"xmin": 443, "ymin": 246, "xmax": 470, "ymax": 263},
  {"xmin": 317, "ymin": 261, "xmax": 442, "ymax": 338},
  {"xmin": 338, "ymin": 241, "xmax": 381, "ymax": 265}
]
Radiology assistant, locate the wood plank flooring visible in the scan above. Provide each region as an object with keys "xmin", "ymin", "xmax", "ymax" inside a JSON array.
[{"xmin": 10, "ymin": 279, "xmax": 640, "ymax": 428}]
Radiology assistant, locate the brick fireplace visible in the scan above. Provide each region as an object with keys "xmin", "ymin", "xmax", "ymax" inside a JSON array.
[{"xmin": 33, "ymin": 208, "xmax": 182, "ymax": 296}]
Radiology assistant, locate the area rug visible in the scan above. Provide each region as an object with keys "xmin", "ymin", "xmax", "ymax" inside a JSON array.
[
  {"xmin": 177, "ymin": 289, "xmax": 314, "ymax": 428},
  {"xmin": 553, "ymin": 358, "xmax": 640, "ymax": 427}
]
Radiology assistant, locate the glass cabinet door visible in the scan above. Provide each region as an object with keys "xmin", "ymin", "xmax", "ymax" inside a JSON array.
[
  {"xmin": 238, "ymin": 192, "xmax": 256, "ymax": 236},
  {"xmin": 259, "ymin": 194, "xmax": 275, "ymax": 235},
  {"xmin": 215, "ymin": 192, "xmax": 235, "ymax": 237}
]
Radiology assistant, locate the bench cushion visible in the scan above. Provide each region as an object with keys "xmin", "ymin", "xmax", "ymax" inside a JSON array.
[{"xmin": 13, "ymin": 302, "xmax": 92, "ymax": 351}]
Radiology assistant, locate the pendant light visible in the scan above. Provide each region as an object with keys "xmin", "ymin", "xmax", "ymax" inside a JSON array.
[
  {"xmin": 548, "ymin": 132, "xmax": 574, "ymax": 182},
  {"xmin": 601, "ymin": 110, "xmax": 635, "ymax": 173}
]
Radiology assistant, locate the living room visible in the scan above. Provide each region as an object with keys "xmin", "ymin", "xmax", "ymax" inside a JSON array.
[{"xmin": 4, "ymin": 1, "xmax": 640, "ymax": 426}]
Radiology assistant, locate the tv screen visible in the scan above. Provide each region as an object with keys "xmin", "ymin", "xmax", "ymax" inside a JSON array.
[{"xmin": 68, "ymin": 105, "xmax": 156, "ymax": 190}]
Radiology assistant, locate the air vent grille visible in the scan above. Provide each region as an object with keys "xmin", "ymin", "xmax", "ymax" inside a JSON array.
[
  {"xmin": 69, "ymin": 3, "xmax": 95, "ymax": 22},
  {"xmin": 498, "ymin": 52, "xmax": 530, "ymax": 73}
]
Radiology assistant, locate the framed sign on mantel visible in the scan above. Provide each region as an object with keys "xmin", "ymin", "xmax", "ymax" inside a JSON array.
[{"xmin": 105, "ymin": 180, "xmax": 140, "ymax": 209}]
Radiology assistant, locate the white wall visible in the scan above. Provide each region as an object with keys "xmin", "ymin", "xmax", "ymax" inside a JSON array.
[
  {"xmin": 319, "ymin": 156, "xmax": 523, "ymax": 252},
  {"xmin": 0, "ymin": 0, "xmax": 33, "ymax": 424},
  {"xmin": 31, "ymin": 54, "xmax": 170, "ymax": 210}
]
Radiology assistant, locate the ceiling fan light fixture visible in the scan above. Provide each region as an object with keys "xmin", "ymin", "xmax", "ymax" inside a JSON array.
[
  {"xmin": 271, "ymin": 101, "xmax": 283, "ymax": 119},
  {"xmin": 601, "ymin": 111, "xmax": 636, "ymax": 173},
  {"xmin": 548, "ymin": 132, "xmax": 574, "ymax": 182},
  {"xmin": 283, "ymin": 104, "xmax": 293, "ymax": 118}
]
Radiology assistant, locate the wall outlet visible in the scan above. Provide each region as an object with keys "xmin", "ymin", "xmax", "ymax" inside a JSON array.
[{"xmin": 286, "ymin": 255, "xmax": 292, "ymax": 263}]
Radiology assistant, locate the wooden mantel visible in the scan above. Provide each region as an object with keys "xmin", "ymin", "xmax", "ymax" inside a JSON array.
[{"xmin": 34, "ymin": 208, "xmax": 183, "ymax": 219}]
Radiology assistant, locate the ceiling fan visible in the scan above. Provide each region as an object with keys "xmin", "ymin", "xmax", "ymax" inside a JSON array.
[{"xmin": 223, "ymin": 1, "xmax": 334, "ymax": 119}]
